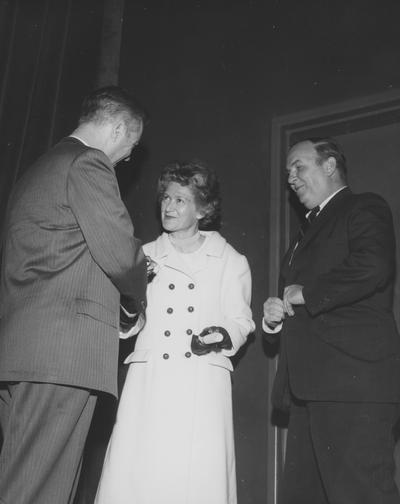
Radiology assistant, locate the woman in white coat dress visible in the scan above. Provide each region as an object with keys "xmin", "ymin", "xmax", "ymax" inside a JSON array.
[{"xmin": 95, "ymin": 160, "xmax": 255, "ymax": 504}]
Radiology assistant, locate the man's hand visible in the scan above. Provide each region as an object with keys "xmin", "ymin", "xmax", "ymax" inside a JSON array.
[
  {"xmin": 283, "ymin": 284, "xmax": 305, "ymax": 316},
  {"xmin": 146, "ymin": 256, "xmax": 158, "ymax": 281},
  {"xmin": 263, "ymin": 297, "xmax": 285, "ymax": 328},
  {"xmin": 119, "ymin": 312, "xmax": 146, "ymax": 339}
]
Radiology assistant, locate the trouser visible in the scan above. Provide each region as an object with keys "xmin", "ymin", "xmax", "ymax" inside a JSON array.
[
  {"xmin": 0, "ymin": 381, "xmax": 97, "ymax": 504},
  {"xmin": 279, "ymin": 398, "xmax": 400, "ymax": 504}
]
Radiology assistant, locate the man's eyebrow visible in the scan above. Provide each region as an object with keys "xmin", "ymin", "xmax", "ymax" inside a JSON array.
[{"xmin": 286, "ymin": 159, "xmax": 300, "ymax": 170}]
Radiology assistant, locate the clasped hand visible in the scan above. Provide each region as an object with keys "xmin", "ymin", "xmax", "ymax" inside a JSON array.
[
  {"xmin": 191, "ymin": 326, "xmax": 232, "ymax": 356},
  {"xmin": 263, "ymin": 284, "xmax": 304, "ymax": 328},
  {"xmin": 200, "ymin": 332, "xmax": 223, "ymax": 344}
]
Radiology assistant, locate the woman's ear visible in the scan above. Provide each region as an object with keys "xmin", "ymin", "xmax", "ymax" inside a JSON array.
[{"xmin": 196, "ymin": 203, "xmax": 208, "ymax": 221}]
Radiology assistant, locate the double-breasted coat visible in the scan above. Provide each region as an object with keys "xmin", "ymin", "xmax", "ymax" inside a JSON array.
[{"xmin": 96, "ymin": 231, "xmax": 255, "ymax": 504}]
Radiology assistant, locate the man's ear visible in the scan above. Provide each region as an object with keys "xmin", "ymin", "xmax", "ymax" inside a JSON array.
[
  {"xmin": 112, "ymin": 120, "xmax": 125, "ymax": 141},
  {"xmin": 324, "ymin": 156, "xmax": 337, "ymax": 176}
]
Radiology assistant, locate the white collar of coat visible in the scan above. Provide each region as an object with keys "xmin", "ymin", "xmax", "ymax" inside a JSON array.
[
  {"xmin": 152, "ymin": 230, "xmax": 226, "ymax": 260},
  {"xmin": 147, "ymin": 231, "xmax": 226, "ymax": 278},
  {"xmin": 146, "ymin": 231, "xmax": 226, "ymax": 279}
]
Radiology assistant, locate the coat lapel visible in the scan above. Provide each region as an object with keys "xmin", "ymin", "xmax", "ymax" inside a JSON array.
[
  {"xmin": 151, "ymin": 234, "xmax": 192, "ymax": 277},
  {"xmin": 151, "ymin": 231, "xmax": 226, "ymax": 278}
]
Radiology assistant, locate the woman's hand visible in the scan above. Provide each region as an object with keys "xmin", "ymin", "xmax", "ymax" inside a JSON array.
[
  {"xmin": 191, "ymin": 326, "xmax": 233, "ymax": 355},
  {"xmin": 200, "ymin": 332, "xmax": 223, "ymax": 344}
]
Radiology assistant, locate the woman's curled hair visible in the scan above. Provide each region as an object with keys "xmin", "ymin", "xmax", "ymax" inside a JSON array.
[{"xmin": 158, "ymin": 160, "xmax": 221, "ymax": 229}]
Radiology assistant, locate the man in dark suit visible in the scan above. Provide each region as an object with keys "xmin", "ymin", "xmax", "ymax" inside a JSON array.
[
  {"xmin": 263, "ymin": 138, "xmax": 400, "ymax": 504},
  {"xmin": 0, "ymin": 86, "xmax": 147, "ymax": 504}
]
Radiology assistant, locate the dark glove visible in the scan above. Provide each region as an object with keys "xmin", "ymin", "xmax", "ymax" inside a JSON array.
[{"xmin": 191, "ymin": 326, "xmax": 233, "ymax": 356}]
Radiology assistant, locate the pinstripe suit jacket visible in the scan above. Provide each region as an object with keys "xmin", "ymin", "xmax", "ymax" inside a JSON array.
[{"xmin": 0, "ymin": 137, "xmax": 147, "ymax": 397}]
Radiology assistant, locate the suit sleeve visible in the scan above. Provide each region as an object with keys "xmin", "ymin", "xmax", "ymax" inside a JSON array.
[
  {"xmin": 221, "ymin": 253, "xmax": 256, "ymax": 357},
  {"xmin": 67, "ymin": 148, "xmax": 147, "ymax": 310},
  {"xmin": 303, "ymin": 194, "xmax": 396, "ymax": 316}
]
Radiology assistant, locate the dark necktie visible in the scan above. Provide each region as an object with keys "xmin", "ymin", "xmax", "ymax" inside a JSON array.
[
  {"xmin": 289, "ymin": 205, "xmax": 320, "ymax": 266},
  {"xmin": 299, "ymin": 205, "xmax": 320, "ymax": 239}
]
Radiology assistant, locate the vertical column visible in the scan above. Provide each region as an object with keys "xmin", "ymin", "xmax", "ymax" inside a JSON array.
[{"xmin": 97, "ymin": 0, "xmax": 125, "ymax": 87}]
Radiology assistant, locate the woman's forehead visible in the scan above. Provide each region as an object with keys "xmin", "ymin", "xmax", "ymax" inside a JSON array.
[{"xmin": 165, "ymin": 181, "xmax": 195, "ymax": 198}]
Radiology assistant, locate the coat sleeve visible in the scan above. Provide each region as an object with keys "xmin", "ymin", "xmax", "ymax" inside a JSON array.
[
  {"xmin": 220, "ymin": 252, "xmax": 255, "ymax": 357},
  {"xmin": 303, "ymin": 193, "xmax": 396, "ymax": 316},
  {"xmin": 67, "ymin": 148, "xmax": 147, "ymax": 311}
]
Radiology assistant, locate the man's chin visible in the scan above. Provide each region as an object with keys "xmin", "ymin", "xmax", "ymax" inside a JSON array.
[
  {"xmin": 298, "ymin": 195, "xmax": 315, "ymax": 210},
  {"xmin": 297, "ymin": 194, "xmax": 308, "ymax": 206}
]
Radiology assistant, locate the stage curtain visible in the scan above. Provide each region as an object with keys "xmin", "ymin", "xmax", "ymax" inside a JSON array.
[{"xmin": 0, "ymin": 0, "xmax": 104, "ymax": 237}]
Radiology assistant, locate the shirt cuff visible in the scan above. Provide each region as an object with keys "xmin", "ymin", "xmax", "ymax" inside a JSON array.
[
  {"xmin": 262, "ymin": 318, "xmax": 282, "ymax": 334},
  {"xmin": 119, "ymin": 312, "xmax": 146, "ymax": 339}
]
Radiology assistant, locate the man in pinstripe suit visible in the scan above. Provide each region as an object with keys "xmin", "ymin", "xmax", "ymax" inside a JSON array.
[{"xmin": 0, "ymin": 86, "xmax": 147, "ymax": 504}]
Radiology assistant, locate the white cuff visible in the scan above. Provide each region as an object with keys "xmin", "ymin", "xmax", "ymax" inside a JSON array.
[
  {"xmin": 119, "ymin": 312, "xmax": 146, "ymax": 339},
  {"xmin": 262, "ymin": 318, "xmax": 282, "ymax": 334}
]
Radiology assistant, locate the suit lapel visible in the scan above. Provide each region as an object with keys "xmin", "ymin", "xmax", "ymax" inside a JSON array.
[{"xmin": 290, "ymin": 187, "xmax": 352, "ymax": 261}]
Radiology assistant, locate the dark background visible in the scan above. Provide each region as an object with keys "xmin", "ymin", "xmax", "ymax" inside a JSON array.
[{"xmin": 1, "ymin": 1, "xmax": 400, "ymax": 502}]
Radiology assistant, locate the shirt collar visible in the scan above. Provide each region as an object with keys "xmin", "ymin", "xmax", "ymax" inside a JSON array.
[
  {"xmin": 69, "ymin": 135, "xmax": 89, "ymax": 146},
  {"xmin": 306, "ymin": 186, "xmax": 347, "ymax": 218}
]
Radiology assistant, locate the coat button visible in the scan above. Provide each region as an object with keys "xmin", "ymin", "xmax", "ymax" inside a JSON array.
[
  {"xmin": 169, "ymin": 283, "xmax": 175, "ymax": 290},
  {"xmin": 164, "ymin": 330, "xmax": 171, "ymax": 337},
  {"xmin": 167, "ymin": 307, "xmax": 173, "ymax": 314},
  {"xmin": 163, "ymin": 353, "xmax": 169, "ymax": 359},
  {"xmin": 186, "ymin": 329, "xmax": 193, "ymax": 335},
  {"xmin": 185, "ymin": 352, "xmax": 192, "ymax": 358},
  {"xmin": 188, "ymin": 283, "xmax": 195, "ymax": 289},
  {"xmin": 187, "ymin": 306, "xmax": 194, "ymax": 312}
]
